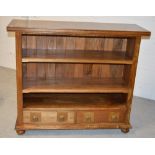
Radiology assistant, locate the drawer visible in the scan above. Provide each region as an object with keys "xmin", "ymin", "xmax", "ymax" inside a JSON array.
[
  {"xmin": 77, "ymin": 109, "xmax": 126, "ymax": 123},
  {"xmin": 23, "ymin": 110, "xmax": 75, "ymax": 124}
]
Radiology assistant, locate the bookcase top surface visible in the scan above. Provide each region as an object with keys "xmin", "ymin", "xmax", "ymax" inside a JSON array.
[{"xmin": 7, "ymin": 19, "xmax": 151, "ymax": 37}]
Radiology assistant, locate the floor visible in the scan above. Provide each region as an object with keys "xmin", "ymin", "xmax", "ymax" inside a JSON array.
[{"xmin": 0, "ymin": 66, "xmax": 155, "ymax": 138}]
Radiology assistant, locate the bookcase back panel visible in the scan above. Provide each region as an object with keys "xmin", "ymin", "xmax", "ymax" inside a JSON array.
[
  {"xmin": 22, "ymin": 35, "xmax": 127, "ymax": 51},
  {"xmin": 23, "ymin": 63, "xmax": 125, "ymax": 80},
  {"xmin": 22, "ymin": 35, "xmax": 128, "ymax": 81}
]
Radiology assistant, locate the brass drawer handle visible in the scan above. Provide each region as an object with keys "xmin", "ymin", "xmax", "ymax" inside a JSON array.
[
  {"xmin": 85, "ymin": 116, "xmax": 92, "ymax": 123},
  {"xmin": 57, "ymin": 112, "xmax": 68, "ymax": 122},
  {"xmin": 32, "ymin": 115, "xmax": 39, "ymax": 122},
  {"xmin": 84, "ymin": 112, "xmax": 94, "ymax": 123},
  {"xmin": 58, "ymin": 115, "xmax": 65, "ymax": 122},
  {"xmin": 30, "ymin": 112, "xmax": 41, "ymax": 122},
  {"xmin": 109, "ymin": 112, "xmax": 119, "ymax": 122}
]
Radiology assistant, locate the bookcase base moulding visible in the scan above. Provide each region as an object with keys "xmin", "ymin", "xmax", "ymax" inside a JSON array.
[{"xmin": 7, "ymin": 20, "xmax": 150, "ymax": 135}]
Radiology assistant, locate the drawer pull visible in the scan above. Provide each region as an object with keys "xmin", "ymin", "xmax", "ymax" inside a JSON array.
[
  {"xmin": 84, "ymin": 112, "xmax": 94, "ymax": 123},
  {"xmin": 85, "ymin": 116, "xmax": 92, "ymax": 123},
  {"xmin": 32, "ymin": 115, "xmax": 39, "ymax": 122},
  {"xmin": 30, "ymin": 112, "xmax": 41, "ymax": 122},
  {"xmin": 58, "ymin": 115, "xmax": 65, "ymax": 122},
  {"xmin": 109, "ymin": 112, "xmax": 119, "ymax": 122},
  {"xmin": 57, "ymin": 112, "xmax": 68, "ymax": 122}
]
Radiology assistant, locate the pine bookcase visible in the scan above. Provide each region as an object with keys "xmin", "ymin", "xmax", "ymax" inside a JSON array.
[{"xmin": 7, "ymin": 19, "xmax": 151, "ymax": 134}]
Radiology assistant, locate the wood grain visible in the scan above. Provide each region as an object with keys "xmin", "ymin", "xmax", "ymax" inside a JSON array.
[
  {"xmin": 22, "ymin": 78, "xmax": 129, "ymax": 93},
  {"xmin": 7, "ymin": 19, "xmax": 151, "ymax": 37},
  {"xmin": 16, "ymin": 32, "xmax": 23, "ymax": 124},
  {"xmin": 23, "ymin": 110, "xmax": 75, "ymax": 124},
  {"xmin": 126, "ymin": 37, "xmax": 141, "ymax": 123},
  {"xmin": 22, "ymin": 49, "xmax": 133, "ymax": 64},
  {"xmin": 16, "ymin": 121, "xmax": 131, "ymax": 130},
  {"xmin": 23, "ymin": 93, "xmax": 127, "ymax": 110}
]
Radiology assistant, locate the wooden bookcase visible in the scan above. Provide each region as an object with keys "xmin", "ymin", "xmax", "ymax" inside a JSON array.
[{"xmin": 7, "ymin": 20, "xmax": 151, "ymax": 134}]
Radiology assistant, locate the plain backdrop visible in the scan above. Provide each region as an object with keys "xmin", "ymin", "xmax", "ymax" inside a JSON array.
[{"xmin": 0, "ymin": 16, "xmax": 155, "ymax": 100}]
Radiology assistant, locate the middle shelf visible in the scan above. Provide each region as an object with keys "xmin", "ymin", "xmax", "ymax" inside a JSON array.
[
  {"xmin": 23, "ymin": 78, "xmax": 129, "ymax": 93},
  {"xmin": 22, "ymin": 49, "xmax": 133, "ymax": 64}
]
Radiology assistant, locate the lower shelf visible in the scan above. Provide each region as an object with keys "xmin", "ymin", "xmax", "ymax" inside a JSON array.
[{"xmin": 23, "ymin": 93, "xmax": 127, "ymax": 110}]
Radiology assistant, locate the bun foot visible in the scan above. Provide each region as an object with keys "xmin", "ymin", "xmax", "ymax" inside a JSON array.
[
  {"xmin": 16, "ymin": 130, "xmax": 25, "ymax": 135},
  {"xmin": 121, "ymin": 128, "xmax": 129, "ymax": 133}
]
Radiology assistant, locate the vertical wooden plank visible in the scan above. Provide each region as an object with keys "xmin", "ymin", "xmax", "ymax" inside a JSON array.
[
  {"xmin": 46, "ymin": 36, "xmax": 56, "ymax": 79},
  {"xmin": 75, "ymin": 37, "xmax": 85, "ymax": 50},
  {"xmin": 83, "ymin": 38, "xmax": 95, "ymax": 78},
  {"xmin": 95, "ymin": 38, "xmax": 105, "ymax": 50},
  {"xmin": 113, "ymin": 38, "xmax": 124, "ymax": 51},
  {"xmin": 108, "ymin": 38, "xmax": 125, "ymax": 79},
  {"xmin": 22, "ymin": 35, "xmax": 27, "ymax": 80},
  {"xmin": 83, "ymin": 64, "xmax": 93, "ymax": 78},
  {"xmin": 125, "ymin": 38, "xmax": 135, "ymax": 58},
  {"xmin": 100, "ymin": 64, "xmax": 110, "ymax": 78},
  {"xmin": 126, "ymin": 37, "xmax": 141, "ymax": 123},
  {"xmin": 26, "ymin": 35, "xmax": 37, "ymax": 80},
  {"xmin": 15, "ymin": 32, "xmax": 23, "ymax": 125},
  {"xmin": 74, "ymin": 37, "xmax": 85, "ymax": 78},
  {"xmin": 22, "ymin": 35, "xmax": 27, "ymax": 49},
  {"xmin": 55, "ymin": 36, "xmax": 65, "ymax": 78},
  {"xmin": 36, "ymin": 36, "xmax": 46, "ymax": 79},
  {"xmin": 123, "ymin": 38, "xmax": 135, "ymax": 85},
  {"xmin": 92, "ymin": 64, "xmax": 101, "ymax": 78},
  {"xmin": 74, "ymin": 64, "xmax": 84, "ymax": 78},
  {"xmin": 47, "ymin": 36, "xmax": 56, "ymax": 50},
  {"xmin": 110, "ymin": 65, "xmax": 124, "ymax": 78},
  {"xmin": 91, "ymin": 38, "xmax": 103, "ymax": 78},
  {"xmin": 64, "ymin": 37, "xmax": 75, "ymax": 78},
  {"xmin": 104, "ymin": 38, "xmax": 113, "ymax": 51},
  {"xmin": 122, "ymin": 38, "xmax": 127, "ymax": 51},
  {"xmin": 100, "ymin": 38, "xmax": 116, "ymax": 79},
  {"xmin": 56, "ymin": 36, "xmax": 64, "ymax": 49},
  {"xmin": 46, "ymin": 62, "xmax": 55, "ymax": 79},
  {"xmin": 95, "ymin": 38, "xmax": 105, "ymax": 78},
  {"xmin": 22, "ymin": 63, "xmax": 27, "ymax": 80}
]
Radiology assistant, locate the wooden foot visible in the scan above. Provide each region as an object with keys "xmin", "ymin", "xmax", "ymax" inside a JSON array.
[
  {"xmin": 16, "ymin": 130, "xmax": 25, "ymax": 135},
  {"xmin": 121, "ymin": 128, "xmax": 129, "ymax": 133}
]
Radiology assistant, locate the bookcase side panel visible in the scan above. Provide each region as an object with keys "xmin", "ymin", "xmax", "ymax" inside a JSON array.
[
  {"xmin": 16, "ymin": 32, "xmax": 23, "ymax": 125},
  {"xmin": 125, "ymin": 37, "xmax": 141, "ymax": 123}
]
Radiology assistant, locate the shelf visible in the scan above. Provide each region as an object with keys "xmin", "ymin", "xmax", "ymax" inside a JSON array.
[
  {"xmin": 23, "ymin": 93, "xmax": 127, "ymax": 110},
  {"xmin": 23, "ymin": 78, "xmax": 129, "ymax": 93},
  {"xmin": 22, "ymin": 49, "xmax": 133, "ymax": 64}
]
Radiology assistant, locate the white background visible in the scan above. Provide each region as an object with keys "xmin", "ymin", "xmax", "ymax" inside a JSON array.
[{"xmin": 0, "ymin": 16, "xmax": 155, "ymax": 100}]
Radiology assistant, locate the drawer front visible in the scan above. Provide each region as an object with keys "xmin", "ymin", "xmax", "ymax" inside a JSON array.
[
  {"xmin": 23, "ymin": 111, "xmax": 75, "ymax": 124},
  {"xmin": 77, "ymin": 109, "xmax": 126, "ymax": 123}
]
